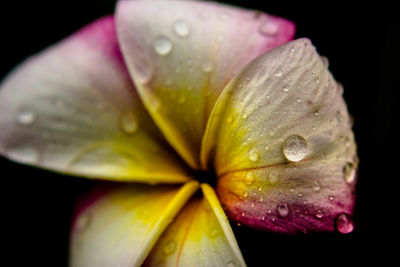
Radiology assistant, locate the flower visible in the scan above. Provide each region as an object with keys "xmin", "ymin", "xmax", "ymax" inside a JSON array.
[{"xmin": 0, "ymin": 0, "xmax": 358, "ymax": 266}]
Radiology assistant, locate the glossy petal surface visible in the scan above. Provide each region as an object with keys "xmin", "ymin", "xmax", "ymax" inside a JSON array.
[
  {"xmin": 116, "ymin": 0, "xmax": 295, "ymax": 168},
  {"xmin": 143, "ymin": 184, "xmax": 246, "ymax": 267},
  {"xmin": 0, "ymin": 17, "xmax": 190, "ymax": 183},
  {"xmin": 70, "ymin": 181, "xmax": 199, "ymax": 267},
  {"xmin": 202, "ymin": 39, "xmax": 357, "ymax": 233}
]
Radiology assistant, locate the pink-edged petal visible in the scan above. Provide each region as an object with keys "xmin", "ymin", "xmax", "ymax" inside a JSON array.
[
  {"xmin": 143, "ymin": 184, "xmax": 246, "ymax": 267},
  {"xmin": 202, "ymin": 39, "xmax": 358, "ymax": 234},
  {"xmin": 0, "ymin": 16, "xmax": 190, "ymax": 183},
  {"xmin": 116, "ymin": 0, "xmax": 295, "ymax": 168},
  {"xmin": 70, "ymin": 181, "xmax": 199, "ymax": 267}
]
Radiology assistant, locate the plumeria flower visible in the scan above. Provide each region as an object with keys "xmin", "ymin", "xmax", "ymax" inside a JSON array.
[{"xmin": 0, "ymin": 0, "xmax": 358, "ymax": 266}]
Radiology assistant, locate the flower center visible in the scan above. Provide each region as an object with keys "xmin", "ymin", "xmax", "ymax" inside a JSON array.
[{"xmin": 190, "ymin": 168, "xmax": 218, "ymax": 188}]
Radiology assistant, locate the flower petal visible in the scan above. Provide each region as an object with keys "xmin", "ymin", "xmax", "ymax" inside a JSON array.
[
  {"xmin": 116, "ymin": 0, "xmax": 295, "ymax": 168},
  {"xmin": 143, "ymin": 184, "xmax": 246, "ymax": 267},
  {"xmin": 201, "ymin": 39, "xmax": 358, "ymax": 233},
  {"xmin": 70, "ymin": 181, "xmax": 199, "ymax": 267},
  {"xmin": 0, "ymin": 16, "xmax": 190, "ymax": 183}
]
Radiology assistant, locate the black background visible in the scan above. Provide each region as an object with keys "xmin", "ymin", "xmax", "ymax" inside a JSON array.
[{"xmin": 0, "ymin": 0, "xmax": 397, "ymax": 266}]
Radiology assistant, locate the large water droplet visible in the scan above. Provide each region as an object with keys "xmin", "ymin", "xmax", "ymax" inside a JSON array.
[
  {"xmin": 121, "ymin": 111, "xmax": 138, "ymax": 134},
  {"xmin": 248, "ymin": 148, "xmax": 260, "ymax": 162},
  {"xmin": 268, "ymin": 170, "xmax": 278, "ymax": 184},
  {"xmin": 163, "ymin": 240, "xmax": 177, "ymax": 255},
  {"xmin": 283, "ymin": 135, "xmax": 308, "ymax": 162},
  {"xmin": 7, "ymin": 145, "xmax": 39, "ymax": 164},
  {"xmin": 259, "ymin": 22, "xmax": 278, "ymax": 36},
  {"xmin": 17, "ymin": 109, "xmax": 36, "ymax": 125},
  {"xmin": 336, "ymin": 213, "xmax": 354, "ymax": 234},
  {"xmin": 245, "ymin": 172, "xmax": 255, "ymax": 185},
  {"xmin": 154, "ymin": 36, "xmax": 173, "ymax": 55},
  {"xmin": 276, "ymin": 203, "xmax": 289, "ymax": 217},
  {"xmin": 343, "ymin": 162, "xmax": 356, "ymax": 183},
  {"xmin": 202, "ymin": 60, "xmax": 213, "ymax": 73},
  {"xmin": 173, "ymin": 20, "xmax": 190, "ymax": 37}
]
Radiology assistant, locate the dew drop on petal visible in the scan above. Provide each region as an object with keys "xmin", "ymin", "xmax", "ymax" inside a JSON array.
[
  {"xmin": 245, "ymin": 172, "xmax": 255, "ymax": 184},
  {"xmin": 154, "ymin": 36, "xmax": 173, "ymax": 55},
  {"xmin": 120, "ymin": 111, "xmax": 138, "ymax": 134},
  {"xmin": 315, "ymin": 210, "xmax": 324, "ymax": 219},
  {"xmin": 343, "ymin": 162, "xmax": 356, "ymax": 183},
  {"xmin": 259, "ymin": 21, "xmax": 278, "ymax": 36},
  {"xmin": 336, "ymin": 213, "xmax": 354, "ymax": 234},
  {"xmin": 202, "ymin": 60, "xmax": 213, "ymax": 73},
  {"xmin": 282, "ymin": 86, "xmax": 290, "ymax": 93},
  {"xmin": 277, "ymin": 203, "xmax": 289, "ymax": 217},
  {"xmin": 268, "ymin": 170, "xmax": 279, "ymax": 184},
  {"xmin": 296, "ymin": 98, "xmax": 303, "ymax": 103},
  {"xmin": 163, "ymin": 240, "xmax": 177, "ymax": 255},
  {"xmin": 283, "ymin": 135, "xmax": 308, "ymax": 162},
  {"xmin": 17, "ymin": 109, "xmax": 36, "ymax": 125},
  {"xmin": 173, "ymin": 20, "xmax": 190, "ymax": 37},
  {"xmin": 242, "ymin": 112, "xmax": 248, "ymax": 119},
  {"xmin": 7, "ymin": 145, "xmax": 39, "ymax": 164},
  {"xmin": 312, "ymin": 181, "xmax": 321, "ymax": 191},
  {"xmin": 248, "ymin": 148, "xmax": 260, "ymax": 162}
]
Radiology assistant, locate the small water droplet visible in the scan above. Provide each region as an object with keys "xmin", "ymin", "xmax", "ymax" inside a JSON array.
[
  {"xmin": 243, "ymin": 191, "xmax": 249, "ymax": 198},
  {"xmin": 163, "ymin": 240, "xmax": 177, "ymax": 255},
  {"xmin": 267, "ymin": 209, "xmax": 272, "ymax": 214},
  {"xmin": 259, "ymin": 196, "xmax": 264, "ymax": 202},
  {"xmin": 269, "ymin": 130, "xmax": 275, "ymax": 137},
  {"xmin": 328, "ymin": 195, "xmax": 335, "ymax": 201},
  {"xmin": 251, "ymin": 202, "xmax": 255, "ymax": 208},
  {"xmin": 282, "ymin": 86, "xmax": 290, "ymax": 93},
  {"xmin": 314, "ymin": 111, "xmax": 319, "ymax": 116},
  {"xmin": 312, "ymin": 181, "xmax": 321, "ymax": 191},
  {"xmin": 242, "ymin": 112, "xmax": 248, "ymax": 119},
  {"xmin": 261, "ymin": 215, "xmax": 265, "ymax": 220},
  {"xmin": 202, "ymin": 60, "xmax": 213, "ymax": 73},
  {"xmin": 258, "ymin": 186, "xmax": 263, "ymax": 191},
  {"xmin": 173, "ymin": 20, "xmax": 190, "ymax": 37},
  {"xmin": 17, "ymin": 109, "xmax": 36, "ymax": 125},
  {"xmin": 76, "ymin": 213, "xmax": 91, "ymax": 231},
  {"xmin": 275, "ymin": 69, "xmax": 283, "ymax": 77},
  {"xmin": 336, "ymin": 213, "xmax": 354, "ymax": 234},
  {"xmin": 312, "ymin": 125, "xmax": 317, "ymax": 131},
  {"xmin": 297, "ymin": 192, "xmax": 303, "ymax": 197},
  {"xmin": 208, "ymin": 227, "xmax": 218, "ymax": 238},
  {"xmin": 315, "ymin": 210, "xmax": 324, "ymax": 219},
  {"xmin": 248, "ymin": 148, "xmax": 260, "ymax": 162},
  {"xmin": 241, "ymin": 212, "xmax": 246, "ymax": 217},
  {"xmin": 296, "ymin": 98, "xmax": 303, "ymax": 103},
  {"xmin": 120, "ymin": 111, "xmax": 139, "ymax": 134},
  {"xmin": 154, "ymin": 36, "xmax": 173, "ymax": 55},
  {"xmin": 245, "ymin": 172, "xmax": 255, "ymax": 185},
  {"xmin": 277, "ymin": 203, "xmax": 289, "ymax": 217},
  {"xmin": 268, "ymin": 170, "xmax": 278, "ymax": 184},
  {"xmin": 283, "ymin": 135, "xmax": 308, "ymax": 162},
  {"xmin": 343, "ymin": 162, "xmax": 356, "ymax": 183},
  {"xmin": 227, "ymin": 260, "xmax": 237, "ymax": 267},
  {"xmin": 290, "ymin": 47, "xmax": 296, "ymax": 53},
  {"xmin": 7, "ymin": 145, "xmax": 39, "ymax": 164},
  {"xmin": 259, "ymin": 22, "xmax": 278, "ymax": 36}
]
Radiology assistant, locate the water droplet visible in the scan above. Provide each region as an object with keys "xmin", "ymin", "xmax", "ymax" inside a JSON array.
[
  {"xmin": 315, "ymin": 210, "xmax": 324, "ymax": 219},
  {"xmin": 314, "ymin": 111, "xmax": 319, "ymax": 116},
  {"xmin": 208, "ymin": 227, "xmax": 218, "ymax": 238},
  {"xmin": 268, "ymin": 170, "xmax": 279, "ymax": 184},
  {"xmin": 297, "ymin": 192, "xmax": 303, "ymax": 197},
  {"xmin": 173, "ymin": 20, "xmax": 190, "ymax": 37},
  {"xmin": 269, "ymin": 130, "xmax": 275, "ymax": 137},
  {"xmin": 241, "ymin": 212, "xmax": 246, "ymax": 217},
  {"xmin": 312, "ymin": 181, "xmax": 321, "ymax": 191},
  {"xmin": 76, "ymin": 213, "xmax": 91, "ymax": 231},
  {"xmin": 275, "ymin": 69, "xmax": 283, "ymax": 77},
  {"xmin": 261, "ymin": 215, "xmax": 265, "ymax": 220},
  {"xmin": 245, "ymin": 172, "xmax": 255, "ymax": 185},
  {"xmin": 343, "ymin": 162, "xmax": 356, "ymax": 183},
  {"xmin": 242, "ymin": 112, "xmax": 248, "ymax": 119},
  {"xmin": 312, "ymin": 125, "xmax": 317, "ymax": 131},
  {"xmin": 154, "ymin": 36, "xmax": 173, "ymax": 55},
  {"xmin": 328, "ymin": 195, "xmax": 335, "ymax": 201},
  {"xmin": 17, "ymin": 109, "xmax": 36, "ymax": 125},
  {"xmin": 259, "ymin": 22, "xmax": 278, "ymax": 36},
  {"xmin": 248, "ymin": 148, "xmax": 260, "ymax": 162},
  {"xmin": 258, "ymin": 186, "xmax": 263, "ymax": 192},
  {"xmin": 120, "ymin": 111, "xmax": 138, "ymax": 134},
  {"xmin": 259, "ymin": 196, "xmax": 264, "ymax": 202},
  {"xmin": 243, "ymin": 191, "xmax": 249, "ymax": 198},
  {"xmin": 296, "ymin": 98, "xmax": 303, "ymax": 103},
  {"xmin": 283, "ymin": 135, "xmax": 308, "ymax": 162},
  {"xmin": 276, "ymin": 203, "xmax": 289, "ymax": 217},
  {"xmin": 163, "ymin": 240, "xmax": 177, "ymax": 255},
  {"xmin": 202, "ymin": 60, "xmax": 213, "ymax": 73},
  {"xmin": 251, "ymin": 202, "xmax": 255, "ymax": 208},
  {"xmin": 227, "ymin": 260, "xmax": 237, "ymax": 267},
  {"xmin": 282, "ymin": 86, "xmax": 290, "ymax": 92},
  {"xmin": 7, "ymin": 145, "xmax": 39, "ymax": 164},
  {"xmin": 336, "ymin": 213, "xmax": 354, "ymax": 234},
  {"xmin": 322, "ymin": 56, "xmax": 329, "ymax": 67}
]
